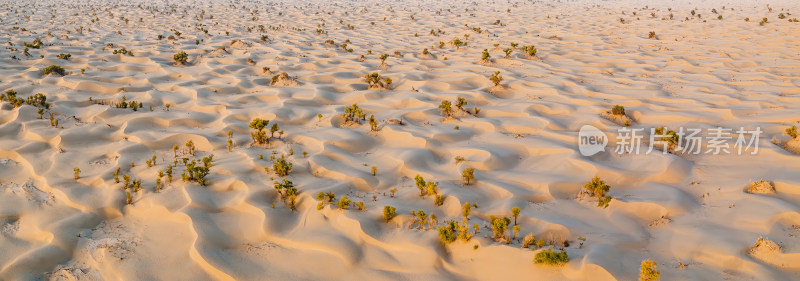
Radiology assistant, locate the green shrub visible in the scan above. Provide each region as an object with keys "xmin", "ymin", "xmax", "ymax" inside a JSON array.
[
  {"xmin": 383, "ymin": 205, "xmax": 396, "ymax": 222},
  {"xmin": 43, "ymin": 65, "xmax": 65, "ymax": 75},
  {"xmin": 25, "ymin": 93, "xmax": 50, "ymax": 108},
  {"xmin": 611, "ymin": 105, "xmax": 625, "ymax": 115},
  {"xmin": 787, "ymin": 125, "xmax": 798, "ymax": 139},
  {"xmin": 438, "ymin": 220, "xmax": 458, "ymax": 244},
  {"xmin": 57, "ymin": 53, "xmax": 71, "ymax": 60},
  {"xmin": 462, "ymin": 168, "xmax": 475, "ymax": 185},
  {"xmin": 273, "ymin": 156, "xmax": 292, "ymax": 177},
  {"xmin": 173, "ymin": 51, "xmax": 188, "ymax": 64},
  {"xmin": 249, "ymin": 118, "xmax": 270, "ymax": 144},
  {"xmin": 584, "ymin": 176, "xmax": 612, "ymax": 208},
  {"xmin": 490, "ymin": 215, "xmax": 510, "ymax": 241},
  {"xmin": 489, "ymin": 71, "xmax": 503, "ymax": 86},
  {"xmin": 481, "ymin": 49, "xmax": 490, "ymax": 61},
  {"xmin": 439, "ymin": 100, "xmax": 453, "ymax": 117},
  {"xmin": 434, "ymin": 195, "xmax": 445, "ymax": 206},
  {"xmin": 521, "ymin": 45, "xmax": 537, "ymax": 57},
  {"xmin": 1, "ymin": 90, "xmax": 24, "ymax": 108},
  {"xmin": 365, "ymin": 72, "xmax": 391, "ymax": 89},
  {"xmin": 414, "ymin": 175, "xmax": 427, "ymax": 196},
  {"xmin": 639, "ymin": 259, "xmax": 660, "ymax": 281},
  {"xmin": 24, "ymin": 38, "xmax": 42, "ymax": 49},
  {"xmin": 534, "ymin": 248, "xmax": 569, "ymax": 265},
  {"xmin": 342, "ymin": 104, "xmax": 366, "ymax": 124},
  {"xmin": 654, "ymin": 127, "xmax": 680, "ymax": 145},
  {"xmin": 337, "ymin": 196, "xmax": 351, "ymax": 209},
  {"xmin": 511, "ymin": 206, "xmax": 520, "ymax": 224}
]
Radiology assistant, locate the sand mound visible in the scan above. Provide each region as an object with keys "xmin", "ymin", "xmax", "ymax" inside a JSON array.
[
  {"xmin": 270, "ymin": 72, "xmax": 299, "ymax": 87},
  {"xmin": 745, "ymin": 179, "xmax": 775, "ymax": 194},
  {"xmin": 749, "ymin": 237, "xmax": 782, "ymax": 259}
]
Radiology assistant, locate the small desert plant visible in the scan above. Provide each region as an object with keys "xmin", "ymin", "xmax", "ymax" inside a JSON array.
[
  {"xmin": 342, "ymin": 104, "xmax": 366, "ymax": 124},
  {"xmin": 654, "ymin": 127, "xmax": 680, "ymax": 145},
  {"xmin": 462, "ymin": 168, "xmax": 475, "ymax": 185},
  {"xmin": 415, "ymin": 175, "xmax": 427, "ymax": 196},
  {"xmin": 273, "ymin": 156, "xmax": 293, "ymax": 177},
  {"xmin": 534, "ymin": 248, "xmax": 569, "ymax": 266},
  {"xmin": 1, "ymin": 90, "xmax": 24, "ymax": 108},
  {"xmin": 434, "ymin": 195, "xmax": 445, "ymax": 206},
  {"xmin": 73, "ymin": 167, "xmax": 81, "ymax": 180},
  {"xmin": 453, "ymin": 38, "xmax": 464, "ymax": 49},
  {"xmin": 24, "ymin": 38, "xmax": 42, "ymax": 49},
  {"xmin": 438, "ymin": 220, "xmax": 458, "ymax": 244},
  {"xmin": 380, "ymin": 53, "xmax": 389, "ymax": 64},
  {"xmin": 337, "ymin": 196, "xmax": 352, "ymax": 209},
  {"xmin": 43, "ymin": 65, "xmax": 66, "ymax": 75},
  {"xmin": 489, "ymin": 71, "xmax": 503, "ymax": 86},
  {"xmin": 584, "ymin": 176, "xmax": 612, "ymax": 208},
  {"xmin": 786, "ymin": 125, "xmax": 798, "ymax": 139},
  {"xmin": 270, "ymin": 123, "xmax": 280, "ymax": 138},
  {"xmin": 760, "ymin": 17, "xmax": 768, "ymax": 25},
  {"xmin": 383, "ymin": 205, "xmax": 396, "ymax": 222},
  {"xmin": 490, "ymin": 216, "xmax": 511, "ymax": 242},
  {"xmin": 389, "ymin": 188, "xmax": 397, "ymax": 197},
  {"xmin": 369, "ymin": 115, "xmax": 379, "ymax": 131},
  {"xmin": 503, "ymin": 48, "xmax": 512, "ymax": 57},
  {"xmin": 365, "ymin": 72, "xmax": 392, "ymax": 90},
  {"xmin": 639, "ymin": 259, "xmax": 660, "ymax": 281},
  {"xmin": 125, "ymin": 190, "xmax": 132, "ymax": 204},
  {"xmin": 611, "ymin": 105, "xmax": 625, "ymax": 116},
  {"xmin": 778, "ymin": 13, "xmax": 786, "ymax": 19},
  {"xmin": 173, "ymin": 51, "xmax": 188, "ymax": 64},
  {"xmin": 511, "ymin": 206, "xmax": 520, "ymax": 225},
  {"xmin": 481, "ymin": 49, "xmax": 490, "ymax": 61},
  {"xmin": 249, "ymin": 118, "xmax": 270, "ymax": 144},
  {"xmin": 370, "ymin": 166, "xmax": 377, "ymax": 176},
  {"xmin": 521, "ymin": 45, "xmax": 537, "ymax": 57},
  {"xmin": 57, "ymin": 53, "xmax": 71, "ymax": 60},
  {"xmin": 185, "ymin": 140, "xmax": 196, "ymax": 156},
  {"xmin": 439, "ymin": 100, "xmax": 453, "ymax": 117},
  {"xmin": 25, "ymin": 93, "xmax": 50, "ymax": 108},
  {"xmin": 648, "ymin": 31, "xmax": 656, "ymax": 39}
]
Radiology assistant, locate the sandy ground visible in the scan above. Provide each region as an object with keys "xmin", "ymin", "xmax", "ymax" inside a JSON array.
[{"xmin": 1, "ymin": 0, "xmax": 800, "ymax": 280}]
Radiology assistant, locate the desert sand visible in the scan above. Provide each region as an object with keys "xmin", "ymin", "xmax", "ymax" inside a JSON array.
[{"xmin": 1, "ymin": 0, "xmax": 800, "ymax": 280}]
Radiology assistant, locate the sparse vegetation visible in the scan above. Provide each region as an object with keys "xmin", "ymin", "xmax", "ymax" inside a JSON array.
[
  {"xmin": 584, "ymin": 176, "xmax": 612, "ymax": 208},
  {"xmin": 462, "ymin": 168, "xmax": 475, "ymax": 185},
  {"xmin": 249, "ymin": 118, "xmax": 270, "ymax": 145},
  {"xmin": 365, "ymin": 72, "xmax": 392, "ymax": 90},
  {"xmin": 534, "ymin": 248, "xmax": 569, "ymax": 266},
  {"xmin": 639, "ymin": 259, "xmax": 660, "ymax": 281},
  {"xmin": 786, "ymin": 125, "xmax": 798, "ymax": 139},
  {"xmin": 342, "ymin": 104, "xmax": 366, "ymax": 124},
  {"xmin": 273, "ymin": 156, "xmax": 293, "ymax": 177},
  {"xmin": 439, "ymin": 100, "xmax": 453, "ymax": 117},
  {"xmin": 383, "ymin": 205, "xmax": 396, "ymax": 222},
  {"xmin": 489, "ymin": 71, "xmax": 503, "ymax": 86},
  {"xmin": 43, "ymin": 65, "xmax": 66, "ymax": 76},
  {"xmin": 173, "ymin": 51, "xmax": 188, "ymax": 64},
  {"xmin": 612, "ymin": 105, "xmax": 625, "ymax": 116}
]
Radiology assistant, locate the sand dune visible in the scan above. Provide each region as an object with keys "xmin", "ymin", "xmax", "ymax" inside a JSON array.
[{"xmin": 1, "ymin": 0, "xmax": 800, "ymax": 280}]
